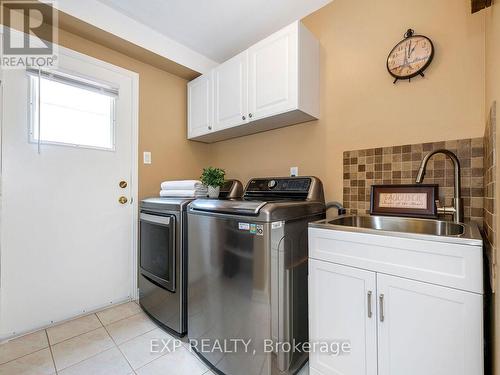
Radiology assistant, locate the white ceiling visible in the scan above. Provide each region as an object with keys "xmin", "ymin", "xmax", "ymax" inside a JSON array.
[{"xmin": 95, "ymin": 0, "xmax": 333, "ymax": 63}]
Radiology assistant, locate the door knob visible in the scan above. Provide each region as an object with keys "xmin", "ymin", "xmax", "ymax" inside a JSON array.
[
  {"xmin": 119, "ymin": 196, "xmax": 128, "ymax": 204},
  {"xmin": 119, "ymin": 181, "xmax": 128, "ymax": 189}
]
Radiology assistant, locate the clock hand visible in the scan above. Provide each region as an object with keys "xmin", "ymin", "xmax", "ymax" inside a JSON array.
[{"xmin": 410, "ymin": 43, "xmax": 417, "ymax": 57}]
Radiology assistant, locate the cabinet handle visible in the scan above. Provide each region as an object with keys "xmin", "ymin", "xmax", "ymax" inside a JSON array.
[
  {"xmin": 242, "ymin": 116, "xmax": 246, "ymax": 121},
  {"xmin": 249, "ymin": 113, "xmax": 253, "ymax": 118},
  {"xmin": 379, "ymin": 294, "xmax": 385, "ymax": 322},
  {"xmin": 367, "ymin": 291, "xmax": 373, "ymax": 318},
  {"xmin": 208, "ymin": 126, "xmax": 212, "ymax": 130}
]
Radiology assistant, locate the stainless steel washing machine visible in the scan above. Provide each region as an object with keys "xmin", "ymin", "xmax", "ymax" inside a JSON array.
[{"xmin": 187, "ymin": 177, "xmax": 325, "ymax": 374}]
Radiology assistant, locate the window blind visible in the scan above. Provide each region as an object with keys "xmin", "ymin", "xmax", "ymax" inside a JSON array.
[{"xmin": 26, "ymin": 68, "xmax": 119, "ymax": 98}]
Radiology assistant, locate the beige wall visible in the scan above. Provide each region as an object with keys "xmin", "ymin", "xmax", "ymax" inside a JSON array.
[
  {"xmin": 208, "ymin": 0, "xmax": 485, "ymax": 202},
  {"xmin": 56, "ymin": 29, "xmax": 209, "ymax": 199},
  {"xmin": 486, "ymin": 1, "xmax": 500, "ymax": 374}
]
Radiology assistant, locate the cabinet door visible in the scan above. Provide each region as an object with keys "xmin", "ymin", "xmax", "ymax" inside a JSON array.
[
  {"xmin": 248, "ymin": 22, "xmax": 298, "ymax": 121},
  {"xmin": 309, "ymin": 260, "xmax": 378, "ymax": 375},
  {"xmin": 377, "ymin": 274, "xmax": 483, "ymax": 375},
  {"xmin": 213, "ymin": 51, "xmax": 248, "ymax": 131},
  {"xmin": 187, "ymin": 74, "xmax": 212, "ymax": 139}
]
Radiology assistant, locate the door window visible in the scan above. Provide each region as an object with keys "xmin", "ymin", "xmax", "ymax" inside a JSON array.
[{"xmin": 28, "ymin": 70, "xmax": 117, "ymax": 150}]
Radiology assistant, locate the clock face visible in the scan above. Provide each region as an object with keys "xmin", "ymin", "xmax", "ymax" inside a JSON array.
[{"xmin": 387, "ymin": 35, "xmax": 434, "ymax": 79}]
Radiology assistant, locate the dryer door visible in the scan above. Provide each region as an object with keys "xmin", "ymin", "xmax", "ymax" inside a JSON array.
[{"xmin": 139, "ymin": 212, "xmax": 176, "ymax": 292}]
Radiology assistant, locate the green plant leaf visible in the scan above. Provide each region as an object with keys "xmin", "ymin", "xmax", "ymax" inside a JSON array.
[{"xmin": 200, "ymin": 167, "xmax": 226, "ymax": 187}]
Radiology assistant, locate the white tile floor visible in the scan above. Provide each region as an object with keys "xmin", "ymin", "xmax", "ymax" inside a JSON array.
[{"xmin": 0, "ymin": 301, "xmax": 310, "ymax": 375}]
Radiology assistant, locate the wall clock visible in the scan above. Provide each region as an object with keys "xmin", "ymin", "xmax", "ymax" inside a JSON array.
[{"xmin": 387, "ymin": 29, "xmax": 434, "ymax": 84}]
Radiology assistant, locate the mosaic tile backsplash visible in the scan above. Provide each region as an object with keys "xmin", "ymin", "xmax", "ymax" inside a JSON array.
[
  {"xmin": 484, "ymin": 103, "xmax": 497, "ymax": 292},
  {"xmin": 343, "ymin": 137, "xmax": 485, "ymax": 224}
]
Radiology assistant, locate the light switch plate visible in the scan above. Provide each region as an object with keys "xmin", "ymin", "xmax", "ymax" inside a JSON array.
[
  {"xmin": 290, "ymin": 167, "xmax": 298, "ymax": 177},
  {"xmin": 143, "ymin": 152, "xmax": 152, "ymax": 165}
]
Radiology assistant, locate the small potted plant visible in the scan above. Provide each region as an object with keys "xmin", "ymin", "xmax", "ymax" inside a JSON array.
[{"xmin": 200, "ymin": 167, "xmax": 226, "ymax": 198}]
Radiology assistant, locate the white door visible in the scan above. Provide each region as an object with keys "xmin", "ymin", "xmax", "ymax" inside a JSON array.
[
  {"xmin": 0, "ymin": 47, "xmax": 138, "ymax": 339},
  {"xmin": 309, "ymin": 260, "xmax": 378, "ymax": 375},
  {"xmin": 213, "ymin": 51, "xmax": 248, "ymax": 131},
  {"xmin": 188, "ymin": 74, "xmax": 212, "ymax": 138},
  {"xmin": 248, "ymin": 22, "xmax": 298, "ymax": 121},
  {"xmin": 377, "ymin": 274, "xmax": 484, "ymax": 375}
]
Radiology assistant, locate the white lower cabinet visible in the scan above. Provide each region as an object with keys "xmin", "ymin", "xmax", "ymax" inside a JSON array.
[
  {"xmin": 376, "ymin": 274, "xmax": 483, "ymax": 375},
  {"xmin": 309, "ymin": 260, "xmax": 377, "ymax": 375},
  {"xmin": 308, "ymin": 228, "xmax": 484, "ymax": 375}
]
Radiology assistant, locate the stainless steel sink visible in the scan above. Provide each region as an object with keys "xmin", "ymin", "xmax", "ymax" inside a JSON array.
[
  {"xmin": 328, "ymin": 215, "xmax": 465, "ymax": 236},
  {"xmin": 310, "ymin": 215, "xmax": 483, "ymax": 245}
]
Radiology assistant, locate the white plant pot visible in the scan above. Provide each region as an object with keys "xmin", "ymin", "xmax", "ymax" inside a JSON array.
[{"xmin": 207, "ymin": 186, "xmax": 220, "ymax": 198}]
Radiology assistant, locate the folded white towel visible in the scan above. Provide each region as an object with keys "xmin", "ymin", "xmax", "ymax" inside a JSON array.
[
  {"xmin": 160, "ymin": 189, "xmax": 207, "ymax": 198},
  {"xmin": 160, "ymin": 180, "xmax": 205, "ymax": 191}
]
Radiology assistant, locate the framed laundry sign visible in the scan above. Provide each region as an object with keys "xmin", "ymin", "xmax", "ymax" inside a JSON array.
[{"xmin": 370, "ymin": 184, "xmax": 438, "ymax": 218}]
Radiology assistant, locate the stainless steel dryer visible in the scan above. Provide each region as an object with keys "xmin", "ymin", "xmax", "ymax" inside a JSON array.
[
  {"xmin": 187, "ymin": 177, "xmax": 325, "ymax": 374},
  {"xmin": 138, "ymin": 179, "xmax": 243, "ymax": 337}
]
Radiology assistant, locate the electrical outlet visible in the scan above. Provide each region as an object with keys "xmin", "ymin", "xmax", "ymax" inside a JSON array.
[
  {"xmin": 143, "ymin": 152, "xmax": 152, "ymax": 165},
  {"xmin": 290, "ymin": 167, "xmax": 298, "ymax": 177}
]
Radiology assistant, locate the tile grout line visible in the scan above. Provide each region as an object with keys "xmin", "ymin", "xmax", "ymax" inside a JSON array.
[
  {"xmin": 0, "ymin": 347, "xmax": 49, "ymax": 368},
  {"xmin": 44, "ymin": 329, "xmax": 58, "ymax": 375},
  {"xmin": 98, "ymin": 310, "xmax": 159, "ymax": 346},
  {"xmin": 50, "ymin": 315, "xmax": 116, "ymax": 373},
  {"xmin": 50, "ymin": 325, "xmax": 103, "ymax": 348},
  {"xmin": 96, "ymin": 303, "xmax": 145, "ymax": 327},
  {"xmin": 49, "ymin": 318, "xmax": 113, "ymax": 373},
  {"xmin": 96, "ymin": 310, "xmax": 137, "ymax": 373},
  {"xmin": 50, "ymin": 309, "xmax": 140, "ymax": 373},
  {"xmin": 48, "ymin": 303, "xmax": 142, "ymax": 347},
  {"xmin": 127, "ymin": 329, "xmax": 185, "ymax": 373}
]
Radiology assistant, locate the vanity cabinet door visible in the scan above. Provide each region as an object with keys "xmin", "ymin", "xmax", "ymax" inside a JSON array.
[
  {"xmin": 309, "ymin": 260, "xmax": 378, "ymax": 375},
  {"xmin": 213, "ymin": 51, "xmax": 248, "ymax": 131},
  {"xmin": 376, "ymin": 274, "xmax": 483, "ymax": 375},
  {"xmin": 188, "ymin": 74, "xmax": 212, "ymax": 139}
]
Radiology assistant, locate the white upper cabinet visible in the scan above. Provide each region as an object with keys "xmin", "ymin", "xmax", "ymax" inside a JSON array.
[
  {"xmin": 247, "ymin": 22, "xmax": 298, "ymax": 121},
  {"xmin": 188, "ymin": 21, "xmax": 319, "ymax": 143},
  {"xmin": 213, "ymin": 51, "xmax": 248, "ymax": 131},
  {"xmin": 187, "ymin": 74, "xmax": 212, "ymax": 139}
]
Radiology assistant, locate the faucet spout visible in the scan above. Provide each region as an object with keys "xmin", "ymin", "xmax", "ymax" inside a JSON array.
[{"xmin": 415, "ymin": 149, "xmax": 463, "ymax": 223}]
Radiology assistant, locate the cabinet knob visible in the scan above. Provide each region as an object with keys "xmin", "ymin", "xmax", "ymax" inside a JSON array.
[
  {"xmin": 242, "ymin": 116, "xmax": 246, "ymax": 121},
  {"xmin": 208, "ymin": 126, "xmax": 212, "ymax": 130},
  {"xmin": 249, "ymin": 113, "xmax": 253, "ymax": 118}
]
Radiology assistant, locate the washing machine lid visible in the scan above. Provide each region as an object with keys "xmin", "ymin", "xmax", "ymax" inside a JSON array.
[
  {"xmin": 141, "ymin": 197, "xmax": 195, "ymax": 212},
  {"xmin": 189, "ymin": 199, "xmax": 268, "ymax": 216}
]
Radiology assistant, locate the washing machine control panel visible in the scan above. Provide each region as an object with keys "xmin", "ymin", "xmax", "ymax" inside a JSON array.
[{"xmin": 246, "ymin": 178, "xmax": 311, "ymax": 193}]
